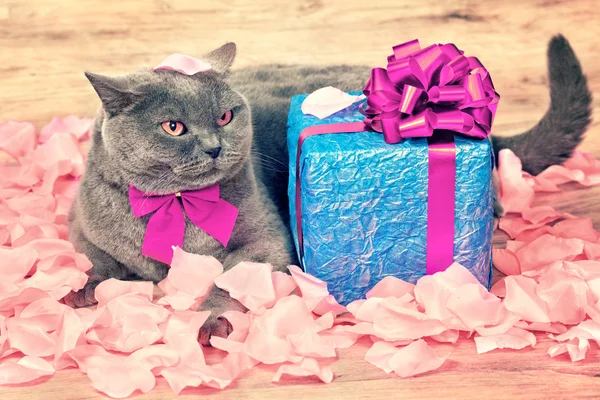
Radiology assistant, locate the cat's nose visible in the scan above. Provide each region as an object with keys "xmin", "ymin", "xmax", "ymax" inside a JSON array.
[{"xmin": 204, "ymin": 147, "xmax": 222, "ymax": 159}]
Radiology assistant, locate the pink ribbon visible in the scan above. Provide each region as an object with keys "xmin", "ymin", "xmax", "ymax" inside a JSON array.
[
  {"xmin": 129, "ymin": 185, "xmax": 238, "ymax": 264},
  {"xmin": 296, "ymin": 39, "xmax": 499, "ymax": 275}
]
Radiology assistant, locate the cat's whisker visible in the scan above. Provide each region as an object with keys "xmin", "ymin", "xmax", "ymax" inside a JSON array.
[
  {"xmin": 251, "ymin": 157, "xmax": 287, "ymax": 173},
  {"xmin": 251, "ymin": 150, "xmax": 287, "ymax": 168}
]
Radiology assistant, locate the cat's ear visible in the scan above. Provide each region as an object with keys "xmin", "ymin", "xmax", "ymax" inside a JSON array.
[
  {"xmin": 85, "ymin": 72, "xmax": 141, "ymax": 114},
  {"xmin": 201, "ymin": 42, "xmax": 237, "ymax": 74}
]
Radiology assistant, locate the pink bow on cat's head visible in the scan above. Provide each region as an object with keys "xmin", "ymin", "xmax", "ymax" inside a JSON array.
[{"xmin": 153, "ymin": 54, "xmax": 212, "ymax": 76}]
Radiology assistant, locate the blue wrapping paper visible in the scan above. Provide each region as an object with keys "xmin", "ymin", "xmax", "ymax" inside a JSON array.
[{"xmin": 287, "ymin": 92, "xmax": 495, "ymax": 305}]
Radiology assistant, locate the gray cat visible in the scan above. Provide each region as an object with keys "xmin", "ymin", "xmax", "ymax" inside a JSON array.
[{"xmin": 68, "ymin": 35, "xmax": 591, "ymax": 344}]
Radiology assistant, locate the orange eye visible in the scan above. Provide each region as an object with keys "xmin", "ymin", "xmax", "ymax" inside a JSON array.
[
  {"xmin": 161, "ymin": 121, "xmax": 187, "ymax": 136},
  {"xmin": 218, "ymin": 110, "xmax": 233, "ymax": 127}
]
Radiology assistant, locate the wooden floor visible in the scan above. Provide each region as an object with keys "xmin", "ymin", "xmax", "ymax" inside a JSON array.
[{"xmin": 1, "ymin": 0, "xmax": 600, "ymax": 398}]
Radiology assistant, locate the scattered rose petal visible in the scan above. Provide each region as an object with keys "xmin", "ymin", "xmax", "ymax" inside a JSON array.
[
  {"xmin": 214, "ymin": 262, "xmax": 275, "ymax": 311},
  {"xmin": 515, "ymin": 235, "xmax": 584, "ymax": 273},
  {"xmin": 288, "ymin": 265, "xmax": 330, "ymax": 311},
  {"xmin": 492, "ymin": 248, "xmax": 521, "ymax": 276},
  {"xmin": 272, "ymin": 357, "xmax": 333, "ymax": 383},
  {"xmin": 95, "ymin": 279, "xmax": 154, "ymax": 306},
  {"xmin": 446, "ymin": 283, "xmax": 503, "ymax": 329},
  {"xmin": 474, "ymin": 327, "xmax": 536, "ymax": 354},
  {"xmin": 366, "ymin": 276, "xmax": 415, "ymax": 299},
  {"xmin": 39, "ymin": 116, "xmax": 93, "ymax": 143},
  {"xmin": 160, "ymin": 248, "xmax": 223, "ymax": 301},
  {"xmin": 548, "ymin": 337, "xmax": 589, "ymax": 362},
  {"xmin": 497, "ymin": 149, "xmax": 534, "ymax": 213},
  {"xmin": 503, "ymin": 275, "xmax": 550, "ymax": 323},
  {"xmin": 563, "ymin": 151, "xmax": 600, "ymax": 186},
  {"xmin": 0, "ymin": 356, "xmax": 55, "ymax": 384},
  {"xmin": 0, "ymin": 120, "xmax": 36, "ymax": 158},
  {"xmin": 553, "ymin": 218, "xmax": 600, "ymax": 242},
  {"xmin": 366, "ymin": 339, "xmax": 447, "ymax": 378}
]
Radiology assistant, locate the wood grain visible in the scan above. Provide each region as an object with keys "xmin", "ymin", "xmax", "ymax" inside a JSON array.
[{"xmin": 1, "ymin": 0, "xmax": 599, "ymax": 398}]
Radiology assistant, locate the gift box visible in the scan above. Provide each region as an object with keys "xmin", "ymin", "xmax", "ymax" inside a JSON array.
[{"xmin": 287, "ymin": 40, "xmax": 498, "ymax": 304}]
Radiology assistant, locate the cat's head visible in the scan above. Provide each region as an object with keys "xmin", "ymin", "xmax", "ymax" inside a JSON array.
[{"xmin": 85, "ymin": 43, "xmax": 252, "ymax": 194}]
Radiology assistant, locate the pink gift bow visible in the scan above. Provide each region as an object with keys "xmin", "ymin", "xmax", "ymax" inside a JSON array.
[
  {"xmin": 296, "ymin": 39, "xmax": 499, "ymax": 275},
  {"xmin": 129, "ymin": 185, "xmax": 238, "ymax": 264}
]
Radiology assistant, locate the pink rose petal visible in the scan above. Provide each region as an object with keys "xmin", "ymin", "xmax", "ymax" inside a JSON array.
[
  {"xmin": 553, "ymin": 218, "xmax": 600, "ymax": 242},
  {"xmin": 515, "ymin": 321, "xmax": 567, "ymax": 334},
  {"xmin": 288, "ymin": 265, "xmax": 330, "ymax": 311},
  {"xmin": 156, "ymin": 293, "xmax": 197, "ymax": 311},
  {"xmin": 492, "ymin": 248, "xmax": 521, "ymax": 276},
  {"xmin": 272, "ymin": 357, "xmax": 334, "ymax": 383},
  {"xmin": 0, "ymin": 356, "xmax": 55, "ymax": 384},
  {"xmin": 210, "ymin": 336, "xmax": 244, "ymax": 353},
  {"xmin": 32, "ymin": 132, "xmax": 84, "ymax": 177},
  {"xmin": 272, "ymin": 271, "xmax": 297, "ymax": 301},
  {"xmin": 364, "ymin": 341, "xmax": 399, "ymax": 374},
  {"xmin": 536, "ymin": 268, "xmax": 588, "ymax": 324},
  {"xmin": 366, "ymin": 276, "xmax": 415, "ymax": 299},
  {"xmin": 474, "ymin": 327, "xmax": 536, "ymax": 354},
  {"xmin": 552, "ymin": 320, "xmax": 600, "ymax": 346},
  {"xmin": 54, "ymin": 307, "xmax": 87, "ymax": 369},
  {"xmin": 515, "ymin": 226, "xmax": 559, "ymax": 242},
  {"xmin": 214, "ymin": 262, "xmax": 275, "ymax": 311},
  {"xmin": 0, "ymin": 120, "xmax": 36, "ymax": 158},
  {"xmin": 498, "ymin": 216, "xmax": 547, "ymax": 239},
  {"xmin": 153, "ymin": 54, "xmax": 212, "ymax": 75},
  {"xmin": 521, "ymin": 206, "xmax": 565, "ymax": 224},
  {"xmin": 301, "ymin": 86, "xmax": 364, "ymax": 119},
  {"xmin": 6, "ymin": 317, "xmax": 57, "ymax": 357},
  {"xmin": 584, "ymin": 242, "xmax": 600, "ymax": 260},
  {"xmin": 503, "ymin": 275, "xmax": 550, "ymax": 323},
  {"xmin": 87, "ymin": 358, "xmax": 156, "ymax": 398},
  {"xmin": 548, "ymin": 338, "xmax": 589, "ymax": 362},
  {"xmin": 414, "ymin": 263, "xmax": 479, "ymax": 322},
  {"xmin": 515, "ymin": 234, "xmax": 584, "ymax": 272},
  {"xmin": 497, "ymin": 149, "xmax": 535, "ymax": 213},
  {"xmin": 563, "ymin": 151, "xmax": 600, "ymax": 186},
  {"xmin": 95, "ymin": 279, "xmax": 154, "ymax": 306},
  {"xmin": 373, "ymin": 297, "xmax": 447, "ymax": 341},
  {"xmin": 242, "ymin": 295, "xmax": 315, "ymax": 364},
  {"xmin": 161, "ymin": 310, "xmax": 210, "ymax": 345},
  {"xmin": 160, "ymin": 248, "xmax": 223, "ymax": 300},
  {"xmin": 220, "ymin": 310, "xmax": 250, "ymax": 343},
  {"xmin": 537, "ymin": 165, "xmax": 585, "ymax": 186},
  {"xmin": 39, "ymin": 116, "xmax": 93, "ymax": 143},
  {"xmin": 0, "ymin": 247, "xmax": 38, "ymax": 283},
  {"xmin": 318, "ymin": 325, "xmax": 363, "ymax": 349},
  {"xmin": 446, "ymin": 283, "xmax": 503, "ymax": 330},
  {"xmin": 365, "ymin": 339, "xmax": 447, "ymax": 378}
]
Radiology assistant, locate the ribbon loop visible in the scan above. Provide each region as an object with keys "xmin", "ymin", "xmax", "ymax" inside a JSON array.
[{"xmin": 399, "ymin": 84, "xmax": 423, "ymax": 114}]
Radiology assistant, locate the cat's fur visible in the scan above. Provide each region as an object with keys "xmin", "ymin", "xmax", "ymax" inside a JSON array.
[{"xmin": 68, "ymin": 35, "xmax": 591, "ymax": 344}]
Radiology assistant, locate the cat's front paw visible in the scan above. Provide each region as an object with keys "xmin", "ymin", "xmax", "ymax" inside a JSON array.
[
  {"xmin": 198, "ymin": 314, "xmax": 234, "ymax": 346},
  {"xmin": 197, "ymin": 287, "xmax": 247, "ymax": 346},
  {"xmin": 63, "ymin": 280, "xmax": 101, "ymax": 308}
]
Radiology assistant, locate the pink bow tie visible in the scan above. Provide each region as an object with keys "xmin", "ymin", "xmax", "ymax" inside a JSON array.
[{"xmin": 129, "ymin": 185, "xmax": 238, "ymax": 264}]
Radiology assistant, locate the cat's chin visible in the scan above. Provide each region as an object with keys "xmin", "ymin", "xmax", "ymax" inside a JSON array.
[{"xmin": 128, "ymin": 169, "xmax": 229, "ymax": 195}]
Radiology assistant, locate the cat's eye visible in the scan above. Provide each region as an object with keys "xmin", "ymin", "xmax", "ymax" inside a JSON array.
[
  {"xmin": 161, "ymin": 121, "xmax": 187, "ymax": 136},
  {"xmin": 218, "ymin": 110, "xmax": 233, "ymax": 127}
]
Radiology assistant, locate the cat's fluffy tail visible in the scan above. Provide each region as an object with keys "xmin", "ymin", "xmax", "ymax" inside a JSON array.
[{"xmin": 492, "ymin": 34, "xmax": 592, "ymax": 175}]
